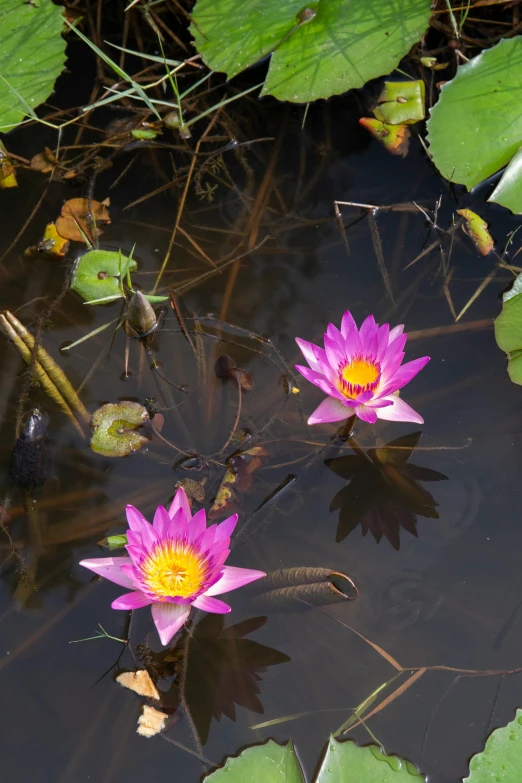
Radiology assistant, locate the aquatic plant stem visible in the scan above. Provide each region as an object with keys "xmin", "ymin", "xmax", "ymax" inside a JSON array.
[{"xmin": 152, "ymin": 110, "xmax": 222, "ymax": 294}]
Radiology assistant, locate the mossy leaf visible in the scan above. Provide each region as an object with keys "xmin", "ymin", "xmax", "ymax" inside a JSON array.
[{"xmin": 90, "ymin": 401, "xmax": 149, "ymax": 457}]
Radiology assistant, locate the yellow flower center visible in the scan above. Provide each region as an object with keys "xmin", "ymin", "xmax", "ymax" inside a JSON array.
[
  {"xmin": 339, "ymin": 357, "xmax": 380, "ymax": 399},
  {"xmin": 141, "ymin": 541, "xmax": 207, "ymax": 599}
]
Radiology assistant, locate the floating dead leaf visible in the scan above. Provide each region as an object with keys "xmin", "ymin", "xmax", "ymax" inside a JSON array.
[
  {"xmin": 0, "ymin": 142, "xmax": 17, "ymax": 188},
  {"xmin": 30, "ymin": 147, "xmax": 58, "ymax": 174},
  {"xmin": 176, "ymin": 477, "xmax": 207, "ymax": 505},
  {"xmin": 457, "ymin": 209, "xmax": 494, "ymax": 256},
  {"xmin": 90, "ymin": 401, "xmax": 149, "ymax": 457},
  {"xmin": 137, "ymin": 705, "xmax": 168, "ymax": 738},
  {"xmin": 214, "ymin": 353, "xmax": 254, "ymax": 393},
  {"xmin": 210, "ymin": 446, "xmax": 267, "ymax": 517},
  {"xmin": 117, "ymin": 670, "xmax": 159, "ymax": 700},
  {"xmin": 359, "ymin": 118, "xmax": 410, "ymax": 157},
  {"xmin": 26, "ymin": 223, "xmax": 70, "ymax": 260},
  {"xmin": 56, "ymin": 197, "xmax": 111, "ymax": 243}
]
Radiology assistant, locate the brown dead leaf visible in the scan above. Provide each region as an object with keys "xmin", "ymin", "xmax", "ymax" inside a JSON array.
[
  {"xmin": 137, "ymin": 705, "xmax": 168, "ymax": 738},
  {"xmin": 0, "ymin": 143, "xmax": 17, "ymax": 188},
  {"xmin": 116, "ymin": 669, "xmax": 159, "ymax": 700},
  {"xmin": 30, "ymin": 147, "xmax": 59, "ymax": 174},
  {"xmin": 55, "ymin": 197, "xmax": 111, "ymax": 243}
]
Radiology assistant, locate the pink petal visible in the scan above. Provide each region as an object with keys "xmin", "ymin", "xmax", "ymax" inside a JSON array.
[
  {"xmin": 359, "ymin": 315, "xmax": 378, "ymax": 357},
  {"xmin": 126, "ymin": 505, "xmax": 157, "ymax": 549},
  {"xmin": 295, "ymin": 337, "xmax": 327, "ymax": 373},
  {"xmin": 324, "ymin": 333, "xmax": 344, "ymax": 370},
  {"xmin": 375, "ymin": 395, "xmax": 424, "ymax": 423},
  {"xmin": 295, "ymin": 365, "xmax": 344, "ymax": 400},
  {"xmin": 326, "ymin": 323, "xmax": 345, "ymax": 352},
  {"xmin": 308, "ymin": 397, "xmax": 350, "ymax": 425},
  {"xmin": 152, "ymin": 504, "xmax": 172, "ymax": 537},
  {"xmin": 151, "ymin": 602, "xmax": 190, "ymax": 646},
  {"xmin": 380, "ymin": 356, "xmax": 430, "ymax": 396},
  {"xmin": 192, "ymin": 595, "xmax": 231, "ymax": 614},
  {"xmin": 168, "ymin": 486, "xmax": 191, "ymax": 521},
  {"xmin": 111, "ymin": 590, "xmax": 153, "ymax": 610},
  {"xmin": 205, "ymin": 565, "xmax": 266, "ymax": 596},
  {"xmin": 355, "ymin": 405, "xmax": 378, "ymax": 424},
  {"xmin": 376, "ymin": 323, "xmax": 390, "ymax": 362},
  {"xmin": 215, "ymin": 514, "xmax": 238, "ymax": 542},
  {"xmin": 80, "ymin": 557, "xmax": 135, "ymax": 589},
  {"xmin": 343, "ymin": 326, "xmax": 362, "ymax": 359},
  {"xmin": 341, "ymin": 310, "xmax": 357, "ymax": 337},
  {"xmin": 388, "ymin": 324, "xmax": 404, "ymax": 343},
  {"xmin": 187, "ymin": 508, "xmax": 207, "ymax": 542},
  {"xmin": 380, "ymin": 351, "xmax": 405, "ymax": 384}
]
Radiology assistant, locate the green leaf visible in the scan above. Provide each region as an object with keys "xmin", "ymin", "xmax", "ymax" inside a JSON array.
[
  {"xmin": 204, "ymin": 737, "xmax": 423, "ymax": 782},
  {"xmin": 204, "ymin": 739, "xmax": 305, "ymax": 782},
  {"xmin": 494, "ymin": 291, "xmax": 522, "ymax": 354},
  {"xmin": 489, "ymin": 145, "xmax": 522, "ymax": 215},
  {"xmin": 190, "ymin": 0, "xmax": 432, "ymax": 103},
  {"xmin": 373, "ymin": 81, "xmax": 425, "ymax": 125},
  {"xmin": 0, "ymin": 0, "xmax": 67, "ymax": 132},
  {"xmin": 427, "ymin": 37, "xmax": 522, "ymax": 193},
  {"xmin": 70, "ymin": 249, "xmax": 137, "ymax": 303},
  {"xmin": 90, "ymin": 401, "xmax": 150, "ymax": 458},
  {"xmin": 464, "ymin": 708, "xmax": 522, "ymax": 782},
  {"xmin": 316, "ymin": 738, "xmax": 424, "ymax": 782}
]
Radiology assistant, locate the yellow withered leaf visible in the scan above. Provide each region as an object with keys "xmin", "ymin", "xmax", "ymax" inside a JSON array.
[
  {"xmin": 137, "ymin": 705, "xmax": 168, "ymax": 738},
  {"xmin": 116, "ymin": 669, "xmax": 159, "ymax": 700}
]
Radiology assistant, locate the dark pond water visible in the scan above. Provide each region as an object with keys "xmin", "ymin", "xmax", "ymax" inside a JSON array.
[{"xmin": 1, "ymin": 87, "xmax": 522, "ymax": 783}]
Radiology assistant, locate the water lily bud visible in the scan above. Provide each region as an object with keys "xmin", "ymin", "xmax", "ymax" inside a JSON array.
[{"xmin": 127, "ymin": 291, "xmax": 157, "ymax": 337}]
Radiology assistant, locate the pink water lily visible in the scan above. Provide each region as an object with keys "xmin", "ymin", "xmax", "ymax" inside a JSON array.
[
  {"xmin": 80, "ymin": 488, "xmax": 265, "ymax": 646},
  {"xmin": 296, "ymin": 310, "xmax": 429, "ymax": 425}
]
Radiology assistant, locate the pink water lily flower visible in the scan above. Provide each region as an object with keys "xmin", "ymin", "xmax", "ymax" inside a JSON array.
[
  {"xmin": 80, "ymin": 488, "xmax": 265, "ymax": 646},
  {"xmin": 296, "ymin": 310, "xmax": 429, "ymax": 425}
]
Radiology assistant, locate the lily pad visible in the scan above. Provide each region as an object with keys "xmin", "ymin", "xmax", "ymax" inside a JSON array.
[
  {"xmin": 373, "ymin": 81, "xmax": 425, "ymax": 125},
  {"xmin": 70, "ymin": 249, "xmax": 137, "ymax": 303},
  {"xmin": 204, "ymin": 736, "xmax": 424, "ymax": 782},
  {"xmin": 0, "ymin": 0, "xmax": 67, "ymax": 132},
  {"xmin": 205, "ymin": 740, "xmax": 304, "ymax": 782},
  {"xmin": 489, "ymin": 146, "xmax": 522, "ymax": 215},
  {"xmin": 90, "ymin": 401, "xmax": 149, "ymax": 457},
  {"xmin": 427, "ymin": 37, "xmax": 522, "ymax": 210},
  {"xmin": 494, "ymin": 289, "xmax": 522, "ymax": 385},
  {"xmin": 464, "ymin": 708, "xmax": 522, "ymax": 782},
  {"xmin": 190, "ymin": 0, "xmax": 432, "ymax": 103}
]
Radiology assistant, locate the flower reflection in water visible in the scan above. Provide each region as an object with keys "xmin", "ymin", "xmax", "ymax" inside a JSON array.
[{"xmin": 326, "ymin": 431, "xmax": 447, "ymax": 550}]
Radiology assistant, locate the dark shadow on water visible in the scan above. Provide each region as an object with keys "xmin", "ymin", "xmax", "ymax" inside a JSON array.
[{"xmin": 326, "ymin": 431, "xmax": 448, "ymax": 549}]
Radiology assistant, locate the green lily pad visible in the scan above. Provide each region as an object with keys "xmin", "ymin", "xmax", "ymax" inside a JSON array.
[
  {"xmin": 373, "ymin": 81, "xmax": 425, "ymax": 125},
  {"xmin": 489, "ymin": 146, "xmax": 522, "ymax": 215},
  {"xmin": 494, "ymin": 288, "xmax": 522, "ymax": 386},
  {"xmin": 204, "ymin": 737, "xmax": 424, "ymax": 782},
  {"xmin": 190, "ymin": 0, "xmax": 432, "ymax": 103},
  {"xmin": 70, "ymin": 249, "xmax": 137, "ymax": 303},
  {"xmin": 464, "ymin": 708, "xmax": 522, "ymax": 782},
  {"xmin": 0, "ymin": 0, "xmax": 67, "ymax": 132},
  {"xmin": 90, "ymin": 401, "xmax": 149, "ymax": 457},
  {"xmin": 205, "ymin": 740, "xmax": 304, "ymax": 782},
  {"xmin": 427, "ymin": 37, "xmax": 522, "ymax": 203},
  {"xmin": 316, "ymin": 738, "xmax": 423, "ymax": 782}
]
